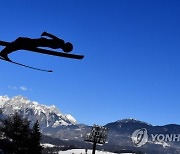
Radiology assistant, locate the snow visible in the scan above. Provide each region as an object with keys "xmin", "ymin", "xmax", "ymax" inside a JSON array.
[
  {"xmin": 58, "ymin": 149, "xmax": 134, "ymax": 154},
  {"xmin": 0, "ymin": 95, "xmax": 77, "ymax": 128},
  {"xmin": 65, "ymin": 114, "xmax": 77, "ymax": 124},
  {"xmin": 116, "ymin": 118, "xmax": 151, "ymax": 126},
  {"xmin": 41, "ymin": 143, "xmax": 55, "ymax": 148},
  {"xmin": 32, "ymin": 101, "xmax": 39, "ymax": 105},
  {"xmin": 62, "ymin": 139, "xmax": 69, "ymax": 141},
  {"xmin": 0, "ymin": 95, "xmax": 10, "ymax": 107},
  {"xmin": 12, "ymin": 106, "xmax": 19, "ymax": 110},
  {"xmin": 75, "ymin": 128, "xmax": 82, "ymax": 131},
  {"xmin": 50, "ymin": 105, "xmax": 56, "ymax": 108},
  {"xmin": 58, "ymin": 149, "xmax": 116, "ymax": 154}
]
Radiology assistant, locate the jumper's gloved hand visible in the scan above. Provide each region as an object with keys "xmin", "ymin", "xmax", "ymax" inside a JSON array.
[{"xmin": 41, "ymin": 31, "xmax": 48, "ymax": 37}]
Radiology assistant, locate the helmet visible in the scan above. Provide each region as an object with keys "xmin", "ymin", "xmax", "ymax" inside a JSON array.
[{"xmin": 63, "ymin": 42, "xmax": 73, "ymax": 53}]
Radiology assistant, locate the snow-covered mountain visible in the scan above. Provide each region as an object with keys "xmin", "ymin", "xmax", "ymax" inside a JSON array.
[
  {"xmin": 0, "ymin": 95, "xmax": 77, "ymax": 128},
  {"xmin": 1, "ymin": 95, "xmax": 180, "ymax": 153}
]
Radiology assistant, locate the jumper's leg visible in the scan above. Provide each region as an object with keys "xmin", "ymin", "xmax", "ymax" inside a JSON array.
[
  {"xmin": 0, "ymin": 37, "xmax": 25, "ymax": 61},
  {"xmin": 0, "ymin": 46, "xmax": 14, "ymax": 61}
]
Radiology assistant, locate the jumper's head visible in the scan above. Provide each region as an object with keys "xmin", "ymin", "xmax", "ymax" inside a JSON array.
[{"xmin": 63, "ymin": 42, "xmax": 73, "ymax": 53}]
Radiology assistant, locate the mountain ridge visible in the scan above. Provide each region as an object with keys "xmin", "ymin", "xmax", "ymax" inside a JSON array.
[{"xmin": 0, "ymin": 95, "xmax": 77, "ymax": 128}]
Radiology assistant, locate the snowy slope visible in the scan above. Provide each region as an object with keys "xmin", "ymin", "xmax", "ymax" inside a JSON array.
[
  {"xmin": 0, "ymin": 95, "xmax": 77, "ymax": 128},
  {"xmin": 58, "ymin": 149, "xmax": 133, "ymax": 154},
  {"xmin": 0, "ymin": 96, "xmax": 10, "ymax": 108}
]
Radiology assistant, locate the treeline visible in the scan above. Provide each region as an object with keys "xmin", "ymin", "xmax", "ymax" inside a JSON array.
[{"xmin": 0, "ymin": 113, "xmax": 42, "ymax": 154}]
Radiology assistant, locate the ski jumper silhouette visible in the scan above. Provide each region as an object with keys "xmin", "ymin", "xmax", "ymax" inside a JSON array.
[
  {"xmin": 0, "ymin": 32, "xmax": 84, "ymax": 72},
  {"xmin": 0, "ymin": 32, "xmax": 73, "ymax": 61}
]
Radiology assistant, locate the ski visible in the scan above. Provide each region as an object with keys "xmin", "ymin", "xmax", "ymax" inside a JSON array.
[
  {"xmin": 29, "ymin": 47, "xmax": 84, "ymax": 59},
  {"xmin": 0, "ymin": 56, "xmax": 52, "ymax": 73}
]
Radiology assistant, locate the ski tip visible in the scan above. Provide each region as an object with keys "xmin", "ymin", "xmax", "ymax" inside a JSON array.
[{"xmin": 48, "ymin": 70, "xmax": 53, "ymax": 73}]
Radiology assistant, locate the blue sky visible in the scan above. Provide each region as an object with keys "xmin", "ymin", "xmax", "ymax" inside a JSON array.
[{"xmin": 0, "ymin": 0, "xmax": 180, "ymax": 126}]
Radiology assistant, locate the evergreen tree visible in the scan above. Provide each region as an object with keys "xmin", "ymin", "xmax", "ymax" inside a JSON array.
[
  {"xmin": 1, "ymin": 113, "xmax": 31, "ymax": 153},
  {"xmin": 30, "ymin": 120, "xmax": 42, "ymax": 154},
  {"xmin": 0, "ymin": 113, "xmax": 42, "ymax": 154}
]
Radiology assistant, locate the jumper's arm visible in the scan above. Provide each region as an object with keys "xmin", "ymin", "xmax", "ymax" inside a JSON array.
[{"xmin": 41, "ymin": 32, "xmax": 61, "ymax": 40}]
